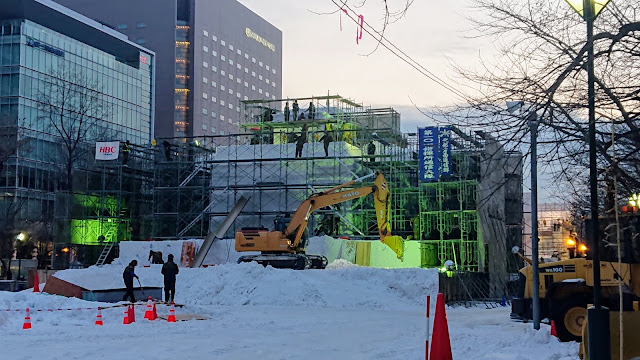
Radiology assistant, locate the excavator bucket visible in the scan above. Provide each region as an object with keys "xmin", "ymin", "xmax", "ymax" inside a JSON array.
[{"xmin": 382, "ymin": 235, "xmax": 404, "ymax": 259}]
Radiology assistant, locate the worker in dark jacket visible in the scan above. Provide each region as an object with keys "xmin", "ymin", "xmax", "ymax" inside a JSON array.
[
  {"xmin": 161, "ymin": 254, "xmax": 179, "ymax": 303},
  {"xmin": 122, "ymin": 260, "xmax": 139, "ymax": 302}
]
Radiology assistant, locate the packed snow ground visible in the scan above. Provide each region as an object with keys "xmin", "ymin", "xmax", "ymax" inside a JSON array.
[{"xmin": 1, "ymin": 260, "xmax": 578, "ymax": 359}]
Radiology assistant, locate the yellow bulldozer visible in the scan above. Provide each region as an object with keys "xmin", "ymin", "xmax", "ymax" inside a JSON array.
[
  {"xmin": 510, "ymin": 214, "xmax": 640, "ymax": 358},
  {"xmin": 235, "ymin": 171, "xmax": 404, "ymax": 269}
]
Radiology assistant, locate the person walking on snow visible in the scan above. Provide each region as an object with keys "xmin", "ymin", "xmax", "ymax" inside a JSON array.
[
  {"xmin": 161, "ymin": 254, "xmax": 179, "ymax": 303},
  {"xmin": 122, "ymin": 260, "xmax": 139, "ymax": 302}
]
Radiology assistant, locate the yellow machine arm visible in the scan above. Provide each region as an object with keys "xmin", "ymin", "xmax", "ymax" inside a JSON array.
[{"xmin": 284, "ymin": 172, "xmax": 404, "ymax": 258}]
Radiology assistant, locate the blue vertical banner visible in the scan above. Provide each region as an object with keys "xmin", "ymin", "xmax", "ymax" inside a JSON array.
[
  {"xmin": 418, "ymin": 127, "xmax": 439, "ymax": 182},
  {"xmin": 438, "ymin": 126, "xmax": 452, "ymax": 176}
]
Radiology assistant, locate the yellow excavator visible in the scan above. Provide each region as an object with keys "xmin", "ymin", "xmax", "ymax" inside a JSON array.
[{"xmin": 235, "ymin": 172, "xmax": 405, "ymax": 269}]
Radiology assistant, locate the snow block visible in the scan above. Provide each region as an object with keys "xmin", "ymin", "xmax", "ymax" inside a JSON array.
[{"xmin": 42, "ymin": 275, "xmax": 86, "ymax": 299}]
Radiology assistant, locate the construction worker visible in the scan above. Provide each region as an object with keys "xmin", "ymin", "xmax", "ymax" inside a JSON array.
[
  {"xmin": 308, "ymin": 101, "xmax": 315, "ymax": 120},
  {"xmin": 292, "ymin": 100, "xmax": 299, "ymax": 121},
  {"xmin": 284, "ymin": 102, "xmax": 290, "ymax": 122},
  {"xmin": 295, "ymin": 124, "xmax": 308, "ymax": 158},
  {"xmin": 122, "ymin": 260, "xmax": 139, "ymax": 302},
  {"xmin": 367, "ymin": 141, "xmax": 376, "ymax": 162},
  {"xmin": 122, "ymin": 140, "xmax": 131, "ymax": 165},
  {"xmin": 162, "ymin": 140, "xmax": 171, "ymax": 161},
  {"xmin": 161, "ymin": 254, "xmax": 179, "ymax": 303},
  {"xmin": 148, "ymin": 250, "xmax": 164, "ymax": 264},
  {"xmin": 319, "ymin": 130, "xmax": 333, "ymax": 157}
]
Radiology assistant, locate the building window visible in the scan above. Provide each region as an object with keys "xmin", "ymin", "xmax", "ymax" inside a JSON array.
[
  {"xmin": 221, "ymin": 85, "xmax": 225, "ymax": 91},
  {"xmin": 245, "ymin": 53, "xmax": 249, "ymax": 59},
  {"xmin": 212, "ymin": 65, "xmax": 217, "ymax": 72},
  {"xmin": 236, "ymin": 92, "xmax": 241, "ymax": 98},
  {"xmin": 272, "ymin": 95, "xmax": 276, "ymax": 100},
  {"xmin": 202, "ymin": 108, "xmax": 208, "ymax": 115},
  {"xmin": 221, "ymin": 130, "xmax": 225, "ymax": 135},
  {"xmin": 221, "ymin": 40, "xmax": 226, "ymax": 46},
  {"xmin": 237, "ymin": 64, "xmax": 241, "ymax": 70},
  {"xmin": 212, "ymin": 112, "xmax": 217, "ymax": 118},
  {"xmin": 136, "ymin": 22, "xmax": 146, "ymax": 28},
  {"xmin": 266, "ymin": 92, "xmax": 270, "ymax": 97},
  {"xmin": 244, "ymin": 96, "xmax": 249, "ymax": 100},
  {"xmin": 221, "ymin": 55, "xmax": 226, "ymax": 61},
  {"xmin": 213, "ymin": 35, "xmax": 218, "ymax": 42},
  {"xmin": 252, "ymin": 71, "xmax": 256, "ymax": 77},
  {"xmin": 203, "ymin": 45, "xmax": 209, "ymax": 53},
  {"xmin": 221, "ymin": 100, "xmax": 225, "ymax": 106},
  {"xmin": 229, "ymin": 44, "xmax": 234, "ymax": 51},
  {"xmin": 259, "ymin": 75, "xmax": 263, "ymax": 80},
  {"xmin": 213, "ymin": 51, "xmax": 217, "ymax": 57},
  {"xmin": 228, "ymin": 118, "xmax": 233, "ymax": 123},
  {"xmin": 221, "ymin": 70, "xmax": 226, "ymax": 76},
  {"xmin": 203, "ymin": 61, "xmax": 208, "ymax": 68},
  {"xmin": 136, "ymin": 38, "xmax": 146, "ymax": 44},
  {"xmin": 117, "ymin": 24, "xmax": 128, "ymax": 30},
  {"xmin": 203, "ymin": 30, "xmax": 209, "ymax": 36},
  {"xmin": 202, "ymin": 124, "xmax": 207, "ymax": 130},
  {"xmin": 266, "ymin": 65, "xmax": 270, "ymax": 71},
  {"xmin": 229, "ymin": 59, "xmax": 234, "ymax": 66},
  {"xmin": 259, "ymin": 88, "xmax": 263, "ymax": 94},
  {"xmin": 202, "ymin": 92, "xmax": 208, "ymax": 99},
  {"xmin": 203, "ymin": 77, "xmax": 208, "ymax": 83},
  {"xmin": 228, "ymin": 103, "xmax": 233, "ymax": 109},
  {"xmin": 252, "ymin": 57, "xmax": 256, "ymax": 63},
  {"xmin": 237, "ymin": 78, "xmax": 241, "ymax": 84},
  {"xmin": 272, "ymin": 81, "xmax": 276, "ymax": 87},
  {"xmin": 229, "ymin": 74, "xmax": 234, "ymax": 80},
  {"xmin": 236, "ymin": 106, "xmax": 241, "ymax": 112},
  {"xmin": 237, "ymin": 49, "xmax": 241, "ymax": 55},
  {"xmin": 252, "ymin": 85, "xmax": 256, "ymax": 91},
  {"xmin": 220, "ymin": 115, "xmax": 225, "ymax": 121},
  {"xmin": 228, "ymin": 89, "xmax": 233, "ymax": 94},
  {"xmin": 245, "ymin": 67, "xmax": 249, "ymax": 74},
  {"xmin": 272, "ymin": 69, "xmax": 276, "ymax": 75},
  {"xmin": 212, "ymin": 96, "xmax": 217, "ymax": 103},
  {"xmin": 212, "ymin": 81, "xmax": 217, "ymax": 87},
  {"xmin": 211, "ymin": 127, "xmax": 216, "ymax": 133},
  {"xmin": 265, "ymin": 78, "xmax": 269, "ymax": 84},
  {"xmin": 244, "ymin": 81, "xmax": 248, "ymax": 87},
  {"xmin": 259, "ymin": 61, "xmax": 263, "ymax": 67}
]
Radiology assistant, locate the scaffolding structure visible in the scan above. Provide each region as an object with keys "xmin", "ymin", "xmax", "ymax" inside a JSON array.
[
  {"xmin": 149, "ymin": 94, "xmax": 522, "ymax": 276},
  {"xmin": 53, "ymin": 144, "xmax": 155, "ymax": 267}
]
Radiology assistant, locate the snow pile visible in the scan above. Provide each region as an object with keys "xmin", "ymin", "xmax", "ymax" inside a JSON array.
[
  {"xmin": 325, "ymin": 259, "xmax": 358, "ymax": 270},
  {"xmin": 175, "ymin": 262, "xmax": 438, "ymax": 309}
]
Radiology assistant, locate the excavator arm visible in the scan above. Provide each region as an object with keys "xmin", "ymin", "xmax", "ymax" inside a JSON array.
[{"xmin": 284, "ymin": 172, "xmax": 404, "ymax": 258}]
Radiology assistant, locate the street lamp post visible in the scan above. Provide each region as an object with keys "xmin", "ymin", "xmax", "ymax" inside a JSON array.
[
  {"xmin": 507, "ymin": 101, "xmax": 541, "ymax": 330},
  {"xmin": 564, "ymin": 0, "xmax": 611, "ymax": 358}
]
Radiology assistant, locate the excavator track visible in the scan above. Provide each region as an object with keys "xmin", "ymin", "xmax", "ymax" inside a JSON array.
[{"xmin": 238, "ymin": 253, "xmax": 328, "ymax": 270}]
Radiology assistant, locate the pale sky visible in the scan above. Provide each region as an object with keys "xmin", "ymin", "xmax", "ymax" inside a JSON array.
[{"xmin": 237, "ymin": 0, "xmax": 491, "ymax": 130}]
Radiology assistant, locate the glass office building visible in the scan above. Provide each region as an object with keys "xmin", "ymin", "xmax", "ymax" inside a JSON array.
[{"xmin": 0, "ymin": 0, "xmax": 155, "ymax": 219}]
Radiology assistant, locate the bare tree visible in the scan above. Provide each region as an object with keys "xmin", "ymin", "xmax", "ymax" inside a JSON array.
[
  {"xmin": 37, "ymin": 64, "xmax": 109, "ymax": 191},
  {"xmin": 441, "ymin": 0, "xmax": 640, "ymax": 205}
]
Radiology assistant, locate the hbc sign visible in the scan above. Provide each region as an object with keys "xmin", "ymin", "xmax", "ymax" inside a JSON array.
[{"xmin": 95, "ymin": 141, "xmax": 120, "ymax": 160}]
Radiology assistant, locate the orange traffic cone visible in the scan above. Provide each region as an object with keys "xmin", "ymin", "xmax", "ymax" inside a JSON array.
[
  {"xmin": 123, "ymin": 306, "xmax": 131, "ymax": 325},
  {"xmin": 550, "ymin": 320, "xmax": 558, "ymax": 337},
  {"xmin": 429, "ymin": 293, "xmax": 452, "ymax": 360},
  {"xmin": 33, "ymin": 272, "xmax": 40, "ymax": 293},
  {"xmin": 152, "ymin": 302, "xmax": 157, "ymax": 320},
  {"xmin": 144, "ymin": 297, "xmax": 154, "ymax": 320},
  {"xmin": 167, "ymin": 301, "xmax": 176, "ymax": 323},
  {"xmin": 128, "ymin": 304, "xmax": 136, "ymax": 323},
  {"xmin": 22, "ymin": 308, "xmax": 32, "ymax": 330},
  {"xmin": 95, "ymin": 307, "xmax": 104, "ymax": 326}
]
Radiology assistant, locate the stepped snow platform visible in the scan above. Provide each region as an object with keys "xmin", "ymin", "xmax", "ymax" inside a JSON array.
[{"xmin": 43, "ymin": 268, "xmax": 163, "ymax": 302}]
